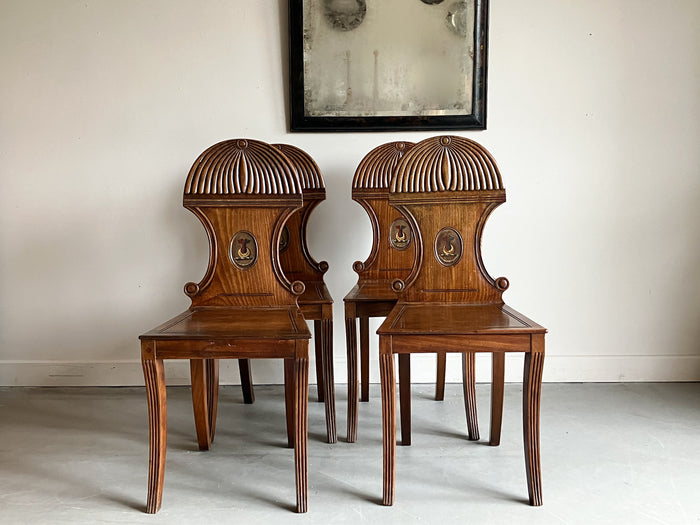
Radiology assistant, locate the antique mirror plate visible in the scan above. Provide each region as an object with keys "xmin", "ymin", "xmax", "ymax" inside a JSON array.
[{"xmin": 290, "ymin": 0, "xmax": 488, "ymax": 131}]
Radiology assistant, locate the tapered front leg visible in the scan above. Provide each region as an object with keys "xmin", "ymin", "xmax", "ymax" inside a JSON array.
[
  {"xmin": 523, "ymin": 335, "xmax": 545, "ymax": 506},
  {"xmin": 190, "ymin": 359, "xmax": 212, "ymax": 450},
  {"xmin": 345, "ymin": 302, "xmax": 359, "ymax": 442},
  {"xmin": 379, "ymin": 336, "xmax": 396, "ymax": 506},
  {"xmin": 321, "ymin": 307, "xmax": 337, "ymax": 443},
  {"xmin": 205, "ymin": 359, "xmax": 219, "ymax": 443},
  {"xmin": 462, "ymin": 352, "xmax": 480, "ymax": 441},
  {"xmin": 435, "ymin": 352, "xmax": 446, "ymax": 401},
  {"xmin": 360, "ymin": 316, "xmax": 370, "ymax": 402},
  {"xmin": 238, "ymin": 359, "xmax": 255, "ymax": 404},
  {"xmin": 284, "ymin": 358, "xmax": 295, "ymax": 449},
  {"xmin": 314, "ymin": 320, "xmax": 325, "ymax": 402},
  {"xmin": 490, "ymin": 353, "xmax": 505, "ymax": 446},
  {"xmin": 398, "ymin": 354, "xmax": 411, "ymax": 446},
  {"xmin": 293, "ymin": 345, "xmax": 310, "ymax": 513},
  {"xmin": 141, "ymin": 341, "xmax": 166, "ymax": 514}
]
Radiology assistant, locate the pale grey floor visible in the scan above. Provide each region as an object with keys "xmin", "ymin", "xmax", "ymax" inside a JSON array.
[{"xmin": 1, "ymin": 383, "xmax": 699, "ymax": 524}]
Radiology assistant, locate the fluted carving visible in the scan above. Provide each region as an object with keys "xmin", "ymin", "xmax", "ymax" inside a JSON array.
[
  {"xmin": 352, "ymin": 141, "xmax": 415, "ymax": 191},
  {"xmin": 391, "ymin": 135, "xmax": 503, "ymax": 193},
  {"xmin": 141, "ymin": 346, "xmax": 166, "ymax": 515},
  {"xmin": 523, "ymin": 345, "xmax": 545, "ymax": 506},
  {"xmin": 184, "ymin": 139, "xmax": 302, "ymax": 196},
  {"xmin": 462, "ymin": 352, "xmax": 479, "ymax": 441},
  {"xmin": 379, "ymin": 345, "xmax": 396, "ymax": 506},
  {"xmin": 293, "ymin": 355, "xmax": 309, "ymax": 513},
  {"xmin": 273, "ymin": 143, "xmax": 325, "ymax": 191},
  {"xmin": 345, "ymin": 313, "xmax": 358, "ymax": 443}
]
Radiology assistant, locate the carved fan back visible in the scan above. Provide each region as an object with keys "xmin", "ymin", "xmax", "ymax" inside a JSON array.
[
  {"xmin": 351, "ymin": 141, "xmax": 416, "ymax": 282},
  {"xmin": 389, "ymin": 135, "xmax": 509, "ymax": 304},
  {"xmin": 182, "ymin": 139, "xmax": 304, "ymax": 308},
  {"xmin": 273, "ymin": 143, "xmax": 329, "ymax": 283}
]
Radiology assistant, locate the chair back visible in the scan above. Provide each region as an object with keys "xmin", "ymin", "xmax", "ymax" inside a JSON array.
[
  {"xmin": 273, "ymin": 143, "xmax": 329, "ymax": 284},
  {"xmin": 351, "ymin": 141, "xmax": 416, "ymax": 284},
  {"xmin": 182, "ymin": 139, "xmax": 305, "ymax": 308},
  {"xmin": 389, "ymin": 135, "xmax": 509, "ymax": 304}
]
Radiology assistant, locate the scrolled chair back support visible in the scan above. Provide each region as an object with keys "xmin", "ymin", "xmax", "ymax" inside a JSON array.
[
  {"xmin": 182, "ymin": 138, "xmax": 307, "ymax": 306},
  {"xmin": 388, "ymin": 135, "xmax": 509, "ymax": 301}
]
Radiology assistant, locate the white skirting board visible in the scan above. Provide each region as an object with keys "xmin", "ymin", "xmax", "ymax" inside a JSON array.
[{"xmin": 1, "ymin": 354, "xmax": 699, "ymax": 386}]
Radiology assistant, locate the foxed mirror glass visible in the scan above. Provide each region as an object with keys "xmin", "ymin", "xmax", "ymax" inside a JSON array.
[{"xmin": 290, "ymin": 0, "xmax": 488, "ymax": 131}]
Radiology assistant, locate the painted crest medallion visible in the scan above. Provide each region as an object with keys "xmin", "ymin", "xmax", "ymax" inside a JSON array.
[
  {"xmin": 434, "ymin": 227, "xmax": 463, "ymax": 267},
  {"xmin": 389, "ymin": 218, "xmax": 412, "ymax": 251},
  {"xmin": 229, "ymin": 231, "xmax": 258, "ymax": 270}
]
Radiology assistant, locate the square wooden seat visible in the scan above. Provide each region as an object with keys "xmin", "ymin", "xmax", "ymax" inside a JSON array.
[
  {"xmin": 377, "ymin": 135, "xmax": 547, "ymax": 507},
  {"xmin": 139, "ymin": 139, "xmax": 312, "ymax": 513}
]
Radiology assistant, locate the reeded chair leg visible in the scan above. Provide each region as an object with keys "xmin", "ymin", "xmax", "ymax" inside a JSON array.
[
  {"xmin": 345, "ymin": 302, "xmax": 359, "ymax": 443},
  {"xmin": 142, "ymin": 342, "xmax": 166, "ymax": 514},
  {"xmin": 523, "ymin": 342, "xmax": 545, "ymax": 506},
  {"xmin": 291, "ymin": 353, "xmax": 309, "ymax": 513},
  {"xmin": 320, "ymin": 308, "xmax": 337, "ymax": 443},
  {"xmin": 435, "ymin": 351, "xmax": 446, "ymax": 400},
  {"xmin": 314, "ymin": 320, "xmax": 325, "ymax": 402},
  {"xmin": 238, "ymin": 359, "xmax": 255, "ymax": 404},
  {"xmin": 360, "ymin": 316, "xmax": 370, "ymax": 402},
  {"xmin": 398, "ymin": 354, "xmax": 411, "ymax": 446},
  {"xmin": 462, "ymin": 352, "xmax": 480, "ymax": 441},
  {"xmin": 379, "ymin": 337, "xmax": 396, "ymax": 506},
  {"xmin": 490, "ymin": 353, "xmax": 505, "ymax": 446},
  {"xmin": 190, "ymin": 358, "xmax": 219, "ymax": 450}
]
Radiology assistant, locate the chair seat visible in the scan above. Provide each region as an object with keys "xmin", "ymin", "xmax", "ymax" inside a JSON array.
[
  {"xmin": 379, "ymin": 303, "xmax": 545, "ymax": 336},
  {"xmin": 298, "ymin": 281, "xmax": 333, "ymax": 306},
  {"xmin": 140, "ymin": 307, "xmax": 311, "ymax": 341},
  {"xmin": 344, "ymin": 282, "xmax": 399, "ymax": 302}
]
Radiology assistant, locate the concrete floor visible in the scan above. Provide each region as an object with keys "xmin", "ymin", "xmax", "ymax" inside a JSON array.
[{"xmin": 0, "ymin": 383, "xmax": 698, "ymax": 524}]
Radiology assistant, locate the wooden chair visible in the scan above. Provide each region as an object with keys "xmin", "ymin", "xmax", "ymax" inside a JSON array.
[
  {"xmin": 139, "ymin": 139, "xmax": 311, "ymax": 513},
  {"xmin": 377, "ymin": 135, "xmax": 547, "ymax": 506},
  {"xmin": 344, "ymin": 141, "xmax": 479, "ymax": 444},
  {"xmin": 231, "ymin": 143, "xmax": 337, "ymax": 444}
]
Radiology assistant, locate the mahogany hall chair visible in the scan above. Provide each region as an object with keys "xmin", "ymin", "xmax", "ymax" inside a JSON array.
[
  {"xmin": 139, "ymin": 139, "xmax": 311, "ymax": 513},
  {"xmin": 377, "ymin": 135, "xmax": 547, "ymax": 506},
  {"xmin": 237, "ymin": 143, "xmax": 336, "ymax": 444},
  {"xmin": 344, "ymin": 141, "xmax": 479, "ymax": 444}
]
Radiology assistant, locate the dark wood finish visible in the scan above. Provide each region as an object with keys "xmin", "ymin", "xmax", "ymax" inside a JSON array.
[
  {"xmin": 435, "ymin": 352, "xmax": 446, "ymax": 401},
  {"xmin": 139, "ymin": 139, "xmax": 312, "ymax": 513},
  {"xmin": 490, "ymin": 353, "xmax": 505, "ymax": 446},
  {"xmin": 344, "ymin": 141, "xmax": 480, "ymax": 443},
  {"xmin": 237, "ymin": 144, "xmax": 337, "ymax": 444},
  {"xmin": 377, "ymin": 135, "xmax": 547, "ymax": 507}
]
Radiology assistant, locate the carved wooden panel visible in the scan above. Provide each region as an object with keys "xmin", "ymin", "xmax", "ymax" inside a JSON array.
[
  {"xmin": 182, "ymin": 139, "xmax": 305, "ymax": 308},
  {"xmin": 350, "ymin": 141, "xmax": 417, "ymax": 283},
  {"xmin": 273, "ymin": 144, "xmax": 329, "ymax": 284},
  {"xmin": 389, "ymin": 135, "xmax": 508, "ymax": 304},
  {"xmin": 391, "ymin": 135, "xmax": 502, "ymax": 193},
  {"xmin": 184, "ymin": 138, "xmax": 302, "ymax": 198}
]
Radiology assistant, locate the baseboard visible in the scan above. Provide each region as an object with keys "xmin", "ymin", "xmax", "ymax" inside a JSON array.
[{"xmin": 1, "ymin": 355, "xmax": 698, "ymax": 386}]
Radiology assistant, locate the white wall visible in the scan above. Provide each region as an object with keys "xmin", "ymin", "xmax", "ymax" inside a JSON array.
[{"xmin": 1, "ymin": 0, "xmax": 699, "ymax": 386}]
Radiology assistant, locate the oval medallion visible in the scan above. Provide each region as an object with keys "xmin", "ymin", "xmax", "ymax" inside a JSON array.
[
  {"xmin": 389, "ymin": 218, "xmax": 412, "ymax": 251},
  {"xmin": 229, "ymin": 231, "xmax": 258, "ymax": 270},
  {"xmin": 279, "ymin": 225, "xmax": 290, "ymax": 253},
  {"xmin": 434, "ymin": 227, "xmax": 463, "ymax": 267}
]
